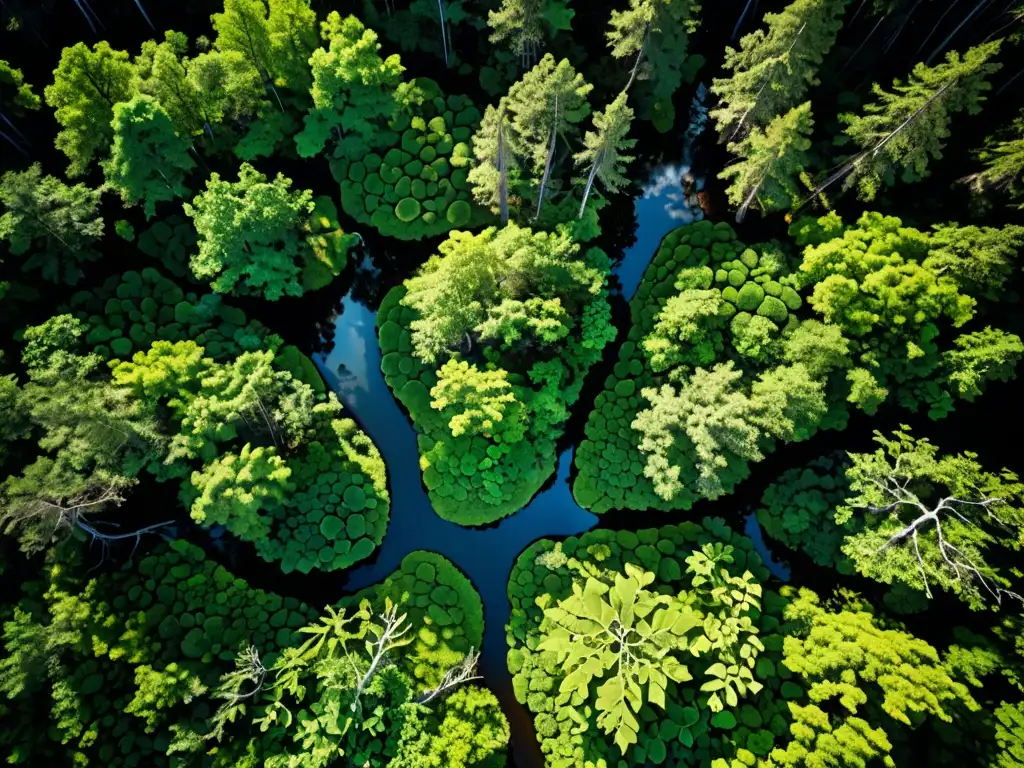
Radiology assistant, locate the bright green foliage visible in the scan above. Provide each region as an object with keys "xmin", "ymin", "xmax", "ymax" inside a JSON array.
[
  {"xmin": 103, "ymin": 96, "xmax": 195, "ymax": 219},
  {"xmin": 575, "ymin": 90, "xmax": 637, "ymax": 198},
  {"xmin": 539, "ymin": 563, "xmax": 699, "ymax": 752},
  {"xmin": 43, "ymin": 41, "xmax": 133, "ymax": 176},
  {"xmin": 67, "ymin": 267, "xmax": 273, "ymax": 361},
  {"xmin": 836, "ymin": 428, "xmax": 1024, "ymax": 610},
  {"xmin": 332, "ymin": 80, "xmax": 488, "ymax": 239},
  {"xmin": 923, "ymin": 223, "xmax": 1024, "ymax": 301},
  {"xmin": 839, "ymin": 41, "xmax": 1002, "ymax": 201},
  {"xmin": 186, "ymin": 443, "xmax": 293, "ymax": 541},
  {"xmin": 943, "ymin": 328, "xmax": 1024, "ymax": 401},
  {"xmin": 772, "ymin": 587, "xmax": 977, "ymax": 765},
  {"xmin": 505, "ymin": 54, "xmax": 592, "ymax": 177},
  {"xmin": 211, "ymin": 0, "xmax": 318, "ymax": 102},
  {"xmin": 711, "ymin": 0, "xmax": 845, "ymax": 136},
  {"xmin": 110, "ymin": 340, "xmax": 212, "ymax": 411},
  {"xmin": 606, "ymin": 0, "xmax": 702, "ymax": 131},
  {"xmin": 0, "ymin": 163, "xmax": 104, "ymax": 284},
  {"xmin": 379, "ymin": 226, "xmax": 613, "ymax": 523},
  {"xmin": 719, "ymin": 102, "xmax": 814, "ymax": 219},
  {"xmin": 970, "ymin": 107, "xmax": 1024, "ymax": 208},
  {"xmin": 0, "ymin": 541, "xmax": 316, "ymax": 766},
  {"xmin": 994, "ymin": 702, "xmax": 1024, "ymax": 768},
  {"xmin": 200, "ymin": 552, "xmax": 504, "ymax": 767},
  {"xmin": 0, "ymin": 59, "xmax": 40, "ymax": 113},
  {"xmin": 185, "ymin": 163, "xmax": 353, "ymax": 300},
  {"xmin": 430, "ymin": 359, "xmax": 525, "ymax": 440},
  {"xmin": 508, "ymin": 519, "xmax": 786, "ymax": 767},
  {"xmin": 402, "ymin": 224, "xmax": 606, "ymax": 363},
  {"xmin": 296, "ymin": 12, "xmax": 404, "ymax": 159}
]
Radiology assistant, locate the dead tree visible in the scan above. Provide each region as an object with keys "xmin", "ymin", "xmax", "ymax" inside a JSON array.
[{"xmin": 417, "ymin": 648, "xmax": 483, "ymax": 704}]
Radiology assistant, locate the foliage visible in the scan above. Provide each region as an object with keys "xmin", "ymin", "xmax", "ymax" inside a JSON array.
[
  {"xmin": 0, "ymin": 163, "xmax": 104, "ymax": 284},
  {"xmin": 606, "ymin": 0, "xmax": 703, "ymax": 131},
  {"xmin": 43, "ymin": 41, "xmax": 133, "ymax": 176},
  {"xmin": 379, "ymin": 224, "xmax": 613, "ymax": 523},
  {"xmin": 574, "ymin": 90, "xmax": 637, "ymax": 201},
  {"xmin": 331, "ymin": 79, "xmax": 489, "ymax": 239},
  {"xmin": 185, "ymin": 163, "xmax": 355, "ymax": 299},
  {"xmin": 103, "ymin": 95, "xmax": 195, "ymax": 219},
  {"xmin": 710, "ymin": 0, "xmax": 845, "ymax": 137},
  {"xmin": 508, "ymin": 519, "xmax": 787, "ymax": 767},
  {"xmin": 838, "ymin": 41, "xmax": 1003, "ymax": 201},
  {"xmin": 969, "ymin": 107, "xmax": 1024, "ymax": 209}
]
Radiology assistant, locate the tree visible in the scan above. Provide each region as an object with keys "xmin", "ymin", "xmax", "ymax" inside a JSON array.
[
  {"xmin": 711, "ymin": 0, "xmax": 845, "ymax": 137},
  {"xmin": 184, "ymin": 49, "xmax": 266, "ymax": 133},
  {"xmin": 574, "ymin": 90, "xmax": 636, "ymax": 214},
  {"xmin": 538, "ymin": 563, "xmax": 700, "ymax": 752},
  {"xmin": 43, "ymin": 41, "xmax": 133, "ymax": 176},
  {"xmin": 642, "ymin": 287, "xmax": 725, "ymax": 372},
  {"xmin": 606, "ymin": 0, "xmax": 700, "ymax": 129},
  {"xmin": 430, "ymin": 359, "xmax": 526, "ymax": 441},
  {"xmin": 0, "ymin": 164, "xmax": 104, "ymax": 284},
  {"xmin": 212, "ymin": 0, "xmax": 316, "ymax": 108},
  {"xmin": 835, "ymin": 41, "xmax": 1002, "ymax": 201},
  {"xmin": 488, "ymin": 0, "xmax": 573, "ymax": 68},
  {"xmin": 835, "ymin": 428, "xmax": 1024, "ymax": 609},
  {"xmin": 0, "ymin": 60, "xmax": 40, "ymax": 155},
  {"xmin": 503, "ymin": 54, "xmax": 592, "ymax": 196},
  {"xmin": 401, "ymin": 224, "xmax": 605, "ymax": 362},
  {"xmin": 103, "ymin": 95, "xmax": 196, "ymax": 219},
  {"xmin": 942, "ymin": 328, "xmax": 1024, "ymax": 401},
  {"xmin": 295, "ymin": 13, "xmax": 404, "ymax": 159},
  {"xmin": 719, "ymin": 102, "xmax": 814, "ymax": 221},
  {"xmin": 772, "ymin": 587, "xmax": 978, "ymax": 766},
  {"xmin": 467, "ymin": 103, "xmax": 518, "ymax": 217},
  {"xmin": 186, "ymin": 443, "xmax": 292, "ymax": 541},
  {"xmin": 184, "ymin": 163, "xmax": 316, "ymax": 300},
  {"xmin": 967, "ymin": 107, "xmax": 1024, "ymax": 208},
  {"xmin": 923, "ymin": 223, "xmax": 1024, "ymax": 301},
  {"xmin": 393, "ymin": 686, "xmax": 509, "ymax": 768}
]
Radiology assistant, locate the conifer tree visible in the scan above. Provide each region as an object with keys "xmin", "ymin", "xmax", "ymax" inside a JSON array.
[
  {"xmin": 0, "ymin": 164, "xmax": 104, "ymax": 284},
  {"xmin": 295, "ymin": 13, "xmax": 404, "ymax": 159},
  {"xmin": 967, "ymin": 107, "xmax": 1024, "ymax": 208},
  {"xmin": 719, "ymin": 101, "xmax": 814, "ymax": 221},
  {"xmin": 488, "ymin": 0, "xmax": 573, "ymax": 68},
  {"xmin": 103, "ymin": 95, "xmax": 196, "ymax": 219},
  {"xmin": 606, "ymin": 0, "xmax": 701, "ymax": 130},
  {"xmin": 0, "ymin": 60, "xmax": 40, "ymax": 156},
  {"xmin": 43, "ymin": 41, "xmax": 134, "ymax": 176},
  {"xmin": 835, "ymin": 41, "xmax": 1002, "ymax": 201},
  {"xmin": 574, "ymin": 90, "xmax": 636, "ymax": 214},
  {"xmin": 711, "ymin": 0, "xmax": 845, "ymax": 138}
]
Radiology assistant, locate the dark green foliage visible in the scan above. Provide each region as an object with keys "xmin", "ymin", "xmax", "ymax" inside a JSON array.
[
  {"xmin": 67, "ymin": 267, "xmax": 273, "ymax": 361},
  {"xmin": 331, "ymin": 80, "xmax": 489, "ymax": 240},
  {"xmin": 507, "ymin": 519, "xmax": 791, "ymax": 766}
]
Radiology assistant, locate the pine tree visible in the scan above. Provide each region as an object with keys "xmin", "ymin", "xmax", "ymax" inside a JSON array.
[
  {"xmin": 711, "ymin": 0, "xmax": 845, "ymax": 138},
  {"xmin": 295, "ymin": 13, "xmax": 404, "ymax": 159},
  {"xmin": 489, "ymin": 0, "xmax": 573, "ymax": 68},
  {"xmin": 0, "ymin": 164, "xmax": 104, "ymax": 284},
  {"xmin": 574, "ymin": 90, "xmax": 637, "ymax": 214},
  {"xmin": 43, "ymin": 41, "xmax": 134, "ymax": 176},
  {"xmin": 606, "ymin": 0, "xmax": 701, "ymax": 131},
  {"xmin": 103, "ymin": 96, "xmax": 196, "ymax": 219},
  {"xmin": 968, "ymin": 107, "xmax": 1024, "ymax": 208},
  {"xmin": 183, "ymin": 163, "xmax": 316, "ymax": 300},
  {"xmin": 836, "ymin": 41, "xmax": 1002, "ymax": 201},
  {"xmin": 719, "ymin": 101, "xmax": 814, "ymax": 221}
]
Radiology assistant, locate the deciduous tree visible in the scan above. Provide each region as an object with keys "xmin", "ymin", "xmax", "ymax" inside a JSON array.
[
  {"xmin": 103, "ymin": 95, "xmax": 196, "ymax": 218},
  {"xmin": 183, "ymin": 163, "xmax": 316, "ymax": 300},
  {"xmin": 430, "ymin": 359, "xmax": 526, "ymax": 441},
  {"xmin": 43, "ymin": 41, "xmax": 134, "ymax": 176}
]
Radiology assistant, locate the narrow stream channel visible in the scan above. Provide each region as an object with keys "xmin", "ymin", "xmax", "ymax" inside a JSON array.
[{"xmin": 309, "ymin": 132, "xmax": 787, "ymax": 766}]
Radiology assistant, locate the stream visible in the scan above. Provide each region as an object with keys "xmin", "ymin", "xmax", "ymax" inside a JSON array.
[{"xmin": 310, "ymin": 138, "xmax": 787, "ymax": 767}]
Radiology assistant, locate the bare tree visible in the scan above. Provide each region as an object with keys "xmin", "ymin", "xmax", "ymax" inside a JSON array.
[
  {"xmin": 417, "ymin": 648, "xmax": 484, "ymax": 704},
  {"xmin": 349, "ymin": 600, "xmax": 413, "ymax": 713}
]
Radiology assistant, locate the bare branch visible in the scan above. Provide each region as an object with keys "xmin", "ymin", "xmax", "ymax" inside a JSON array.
[{"xmin": 417, "ymin": 648, "xmax": 483, "ymax": 704}]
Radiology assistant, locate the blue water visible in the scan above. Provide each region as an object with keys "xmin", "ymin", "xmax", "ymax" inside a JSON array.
[{"xmin": 312, "ymin": 153, "xmax": 788, "ymax": 766}]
